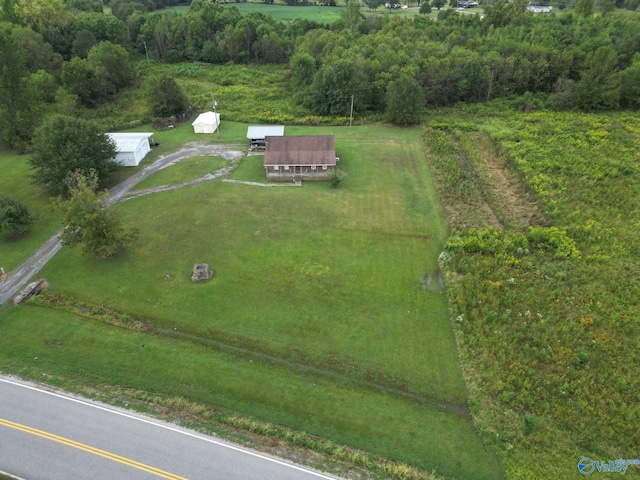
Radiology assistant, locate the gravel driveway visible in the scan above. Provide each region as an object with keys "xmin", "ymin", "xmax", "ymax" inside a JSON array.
[{"xmin": 0, "ymin": 143, "xmax": 244, "ymax": 305}]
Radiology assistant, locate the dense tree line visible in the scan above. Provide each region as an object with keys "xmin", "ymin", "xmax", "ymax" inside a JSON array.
[
  {"xmin": 1, "ymin": 0, "xmax": 640, "ymax": 145},
  {"xmin": 290, "ymin": 3, "xmax": 640, "ymax": 118}
]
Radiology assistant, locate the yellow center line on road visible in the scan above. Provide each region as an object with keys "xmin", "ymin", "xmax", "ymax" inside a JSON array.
[{"xmin": 0, "ymin": 417, "xmax": 188, "ymax": 480}]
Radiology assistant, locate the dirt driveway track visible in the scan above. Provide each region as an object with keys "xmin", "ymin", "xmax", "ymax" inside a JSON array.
[{"xmin": 0, "ymin": 144, "xmax": 243, "ymax": 305}]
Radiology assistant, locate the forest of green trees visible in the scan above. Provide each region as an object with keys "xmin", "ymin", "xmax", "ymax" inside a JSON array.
[{"xmin": 1, "ymin": 0, "xmax": 639, "ymax": 150}]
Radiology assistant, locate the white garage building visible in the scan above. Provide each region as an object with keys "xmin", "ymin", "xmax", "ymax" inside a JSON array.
[
  {"xmin": 246, "ymin": 125, "xmax": 285, "ymax": 149},
  {"xmin": 192, "ymin": 111, "xmax": 221, "ymax": 134},
  {"xmin": 107, "ymin": 132, "xmax": 154, "ymax": 167}
]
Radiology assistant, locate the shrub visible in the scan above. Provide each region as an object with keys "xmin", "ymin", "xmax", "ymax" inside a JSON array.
[
  {"xmin": 0, "ymin": 196, "xmax": 37, "ymax": 237},
  {"xmin": 328, "ymin": 168, "xmax": 346, "ymax": 188}
]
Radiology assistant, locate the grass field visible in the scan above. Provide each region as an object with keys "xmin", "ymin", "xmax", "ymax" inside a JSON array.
[
  {"xmin": 0, "ymin": 120, "xmax": 247, "ymax": 275},
  {"xmin": 132, "ymin": 155, "xmax": 231, "ymax": 190},
  {"xmin": 0, "ymin": 124, "xmax": 502, "ymax": 479},
  {"xmin": 153, "ymin": 2, "xmax": 426, "ymax": 23},
  {"xmin": 422, "ymin": 107, "xmax": 640, "ymax": 478},
  {"xmin": 0, "ymin": 151, "xmax": 62, "ymax": 273},
  {"xmin": 228, "ymin": 2, "xmax": 345, "ymax": 23},
  {"xmin": 153, "ymin": 2, "xmax": 344, "ymax": 23}
]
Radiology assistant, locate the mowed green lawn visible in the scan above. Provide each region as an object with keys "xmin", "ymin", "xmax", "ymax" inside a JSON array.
[
  {"xmin": 0, "ymin": 125, "xmax": 503, "ymax": 478},
  {"xmin": 0, "ymin": 152, "xmax": 61, "ymax": 273},
  {"xmin": 132, "ymin": 155, "xmax": 231, "ymax": 190}
]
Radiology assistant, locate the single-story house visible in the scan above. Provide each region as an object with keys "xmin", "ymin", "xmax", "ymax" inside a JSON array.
[
  {"xmin": 247, "ymin": 125, "xmax": 285, "ymax": 149},
  {"xmin": 264, "ymin": 135, "xmax": 336, "ymax": 181},
  {"xmin": 106, "ymin": 132, "xmax": 154, "ymax": 167},
  {"xmin": 192, "ymin": 111, "xmax": 220, "ymax": 134}
]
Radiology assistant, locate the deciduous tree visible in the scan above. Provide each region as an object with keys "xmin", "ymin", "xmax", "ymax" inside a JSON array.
[
  {"xmin": 146, "ymin": 74, "xmax": 189, "ymax": 117},
  {"xmin": 61, "ymin": 56, "xmax": 104, "ymax": 107},
  {"xmin": 619, "ymin": 53, "xmax": 640, "ymax": 108},
  {"xmin": 87, "ymin": 40, "xmax": 135, "ymax": 92},
  {"xmin": 29, "ymin": 115, "xmax": 118, "ymax": 193},
  {"xmin": 0, "ymin": 24, "xmax": 39, "ymax": 152},
  {"xmin": 419, "ymin": 1, "xmax": 432, "ymax": 14},
  {"xmin": 386, "ymin": 72, "xmax": 425, "ymax": 125},
  {"xmin": 574, "ymin": 0, "xmax": 594, "ymax": 17},
  {"xmin": 575, "ymin": 46, "xmax": 620, "ymax": 111},
  {"xmin": 52, "ymin": 171, "xmax": 138, "ymax": 257},
  {"xmin": 14, "ymin": 0, "xmax": 67, "ymax": 31},
  {"xmin": 305, "ymin": 59, "xmax": 371, "ymax": 116}
]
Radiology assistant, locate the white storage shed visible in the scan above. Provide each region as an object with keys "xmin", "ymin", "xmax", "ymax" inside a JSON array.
[
  {"xmin": 106, "ymin": 132, "xmax": 154, "ymax": 167},
  {"xmin": 192, "ymin": 112, "xmax": 220, "ymax": 134}
]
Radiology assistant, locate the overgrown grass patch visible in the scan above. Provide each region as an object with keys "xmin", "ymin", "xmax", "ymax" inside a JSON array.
[
  {"xmin": 425, "ymin": 108, "xmax": 640, "ymax": 478},
  {"xmin": 172, "ymin": 64, "xmax": 306, "ymax": 124}
]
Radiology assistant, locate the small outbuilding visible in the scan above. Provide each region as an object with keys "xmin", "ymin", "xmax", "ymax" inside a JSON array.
[
  {"xmin": 247, "ymin": 125, "xmax": 285, "ymax": 150},
  {"xmin": 107, "ymin": 132, "xmax": 154, "ymax": 167},
  {"xmin": 264, "ymin": 135, "xmax": 336, "ymax": 182},
  {"xmin": 192, "ymin": 112, "xmax": 221, "ymax": 134}
]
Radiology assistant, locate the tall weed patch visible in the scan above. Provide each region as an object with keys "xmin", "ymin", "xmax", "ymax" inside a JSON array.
[{"xmin": 429, "ymin": 109, "xmax": 640, "ymax": 478}]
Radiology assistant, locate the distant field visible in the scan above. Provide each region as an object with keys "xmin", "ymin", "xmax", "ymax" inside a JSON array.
[
  {"xmin": 229, "ymin": 2, "xmax": 344, "ymax": 23},
  {"xmin": 154, "ymin": 2, "xmax": 344, "ymax": 23},
  {"xmin": 152, "ymin": 2, "xmax": 426, "ymax": 22}
]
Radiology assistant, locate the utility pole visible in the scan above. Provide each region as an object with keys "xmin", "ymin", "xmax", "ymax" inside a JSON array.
[
  {"xmin": 142, "ymin": 41, "xmax": 150, "ymax": 65},
  {"xmin": 486, "ymin": 70, "xmax": 494, "ymax": 103},
  {"xmin": 212, "ymin": 94, "xmax": 219, "ymax": 137},
  {"xmin": 349, "ymin": 94, "xmax": 354, "ymax": 132}
]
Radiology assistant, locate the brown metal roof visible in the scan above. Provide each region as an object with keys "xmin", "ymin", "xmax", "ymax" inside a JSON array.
[{"xmin": 263, "ymin": 136, "xmax": 336, "ymax": 166}]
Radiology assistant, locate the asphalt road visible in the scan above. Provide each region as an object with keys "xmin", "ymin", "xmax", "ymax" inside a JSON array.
[{"xmin": 0, "ymin": 376, "xmax": 340, "ymax": 480}]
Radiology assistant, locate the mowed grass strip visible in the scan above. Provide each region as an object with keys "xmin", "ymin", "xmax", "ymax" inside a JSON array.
[
  {"xmin": 38, "ymin": 125, "xmax": 462, "ymax": 401},
  {"xmin": 133, "ymin": 155, "xmax": 231, "ymax": 191},
  {"xmin": 0, "ymin": 304, "xmax": 502, "ymax": 480}
]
